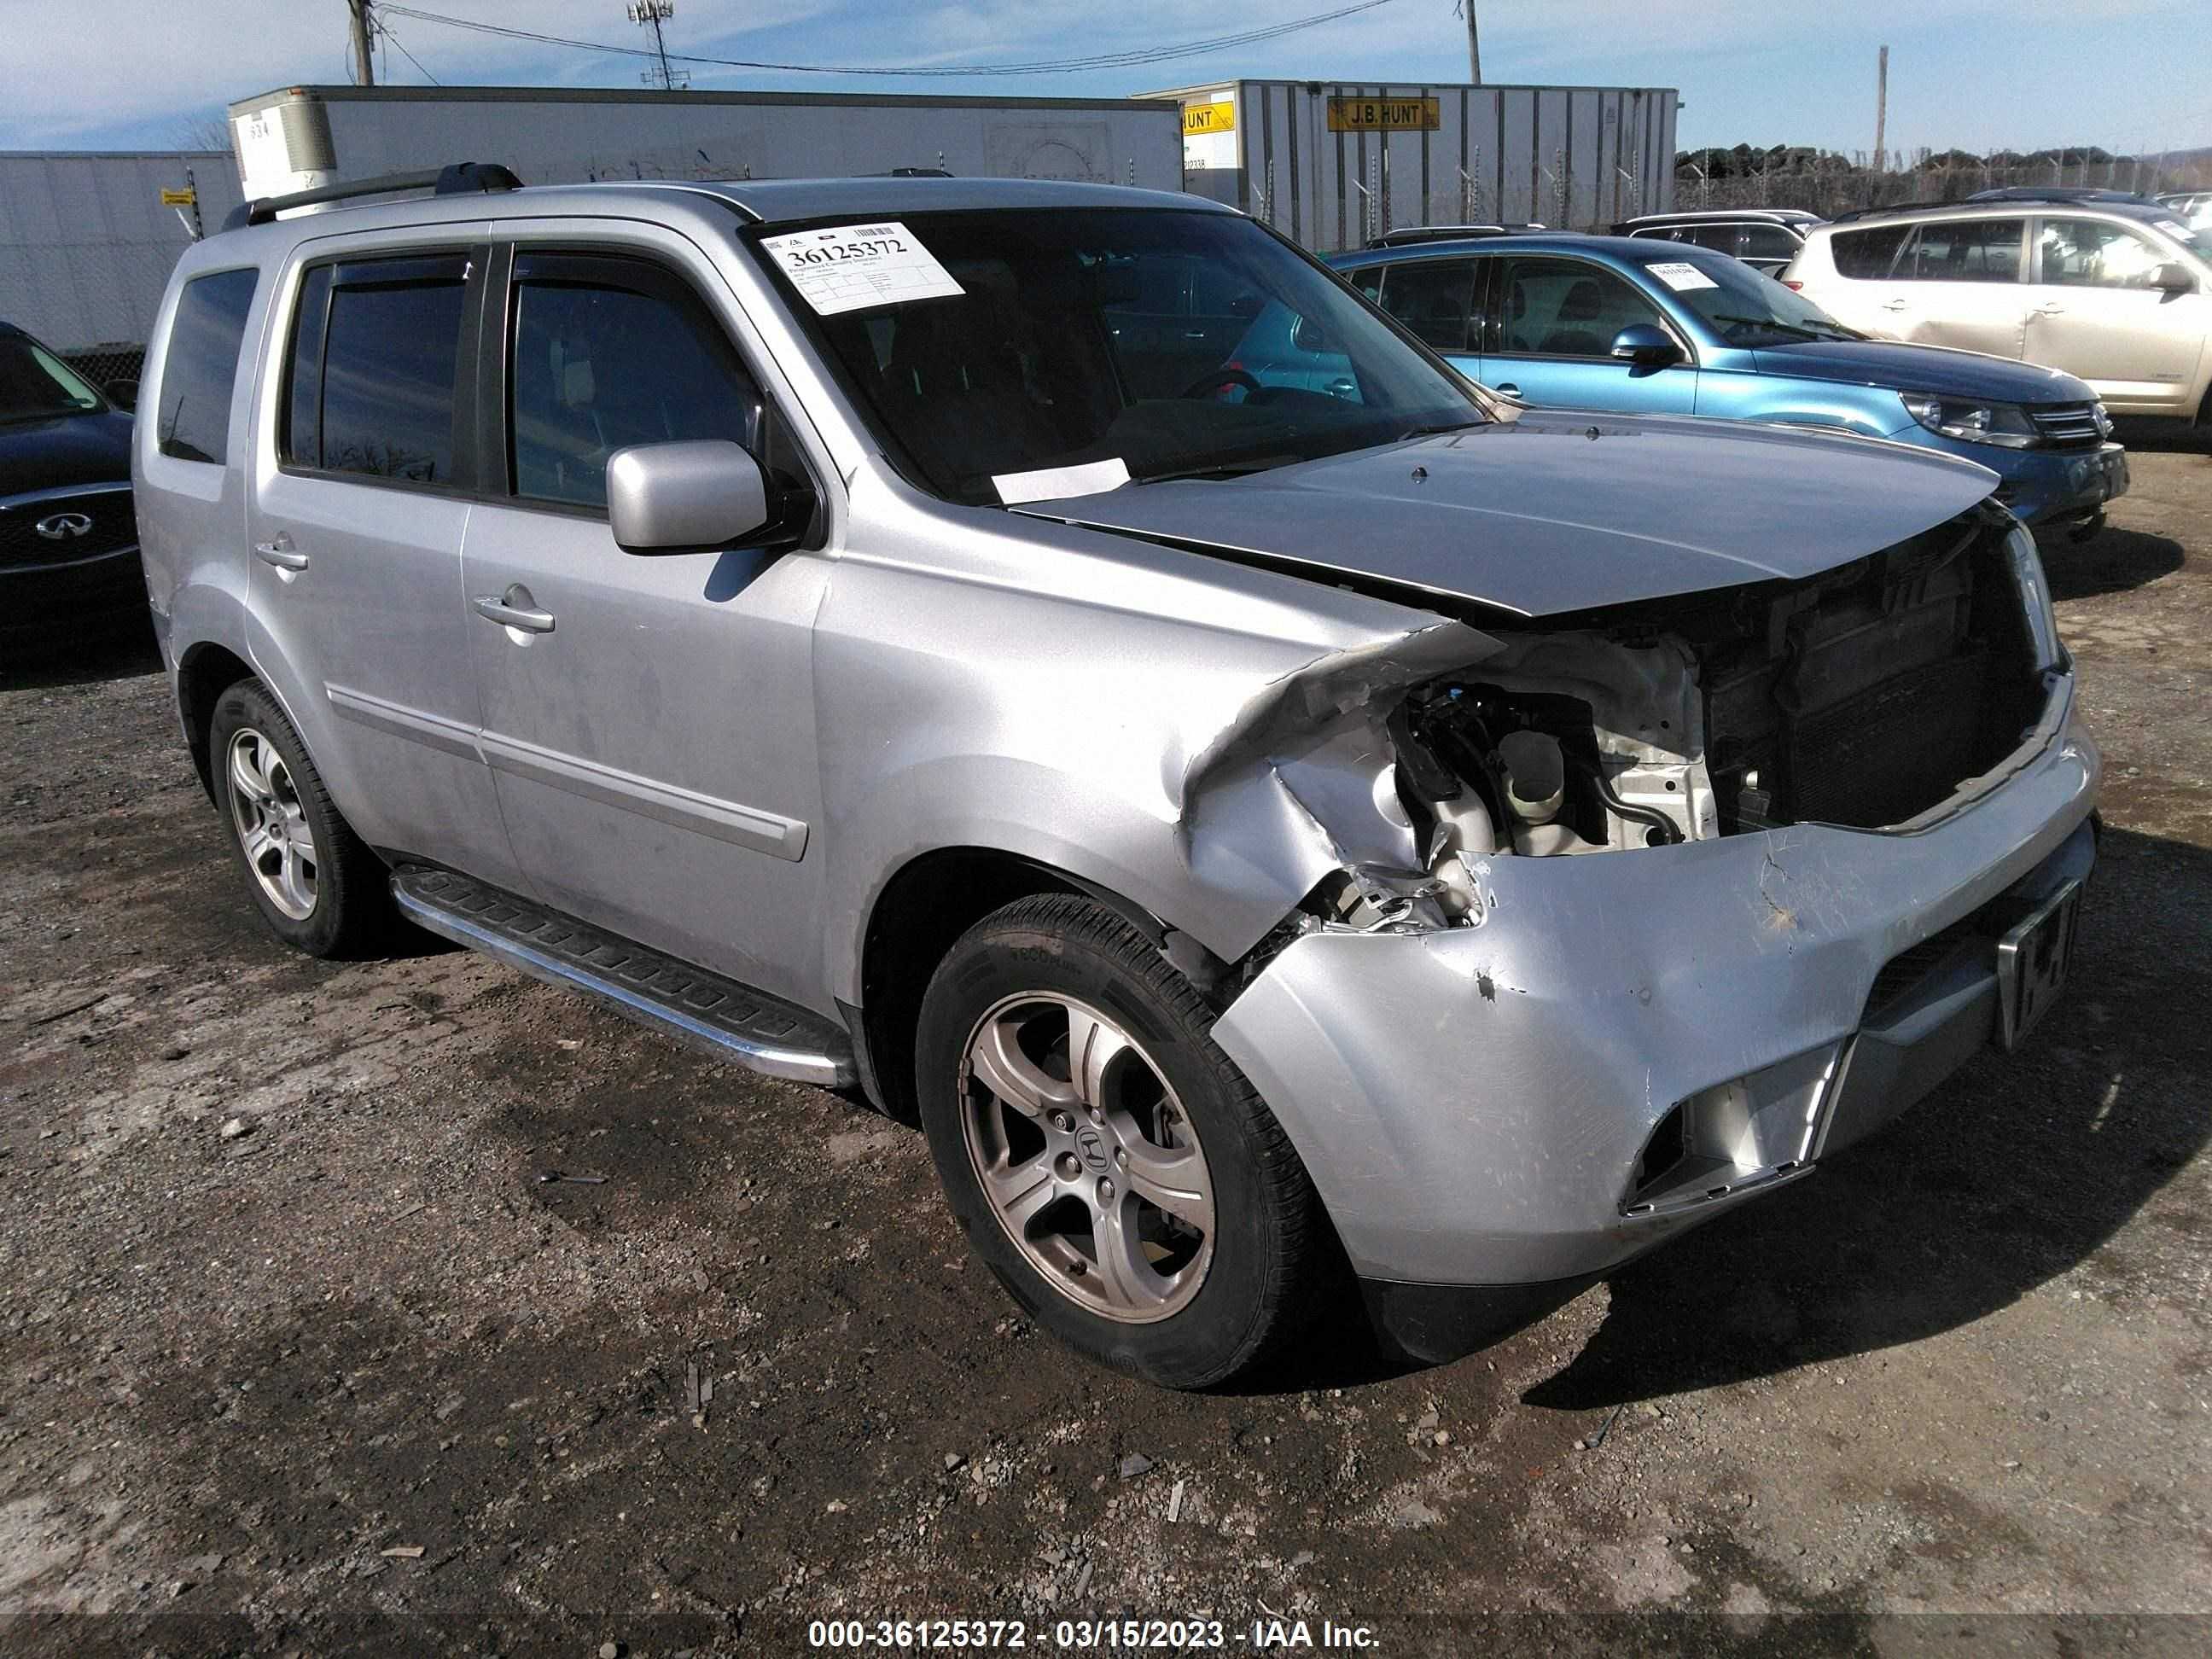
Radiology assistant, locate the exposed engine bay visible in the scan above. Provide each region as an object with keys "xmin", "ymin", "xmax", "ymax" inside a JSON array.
[{"xmin": 1298, "ymin": 509, "xmax": 2053, "ymax": 933}]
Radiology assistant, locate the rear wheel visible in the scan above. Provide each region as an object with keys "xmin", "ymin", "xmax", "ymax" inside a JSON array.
[
  {"xmin": 209, "ymin": 680, "xmax": 392, "ymax": 957},
  {"xmin": 916, "ymin": 894, "xmax": 1326, "ymax": 1388}
]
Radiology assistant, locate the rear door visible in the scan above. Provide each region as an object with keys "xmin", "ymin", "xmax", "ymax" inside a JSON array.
[
  {"xmin": 1476, "ymin": 253, "xmax": 1697, "ymax": 412},
  {"xmin": 1882, "ymin": 216, "xmax": 2032, "ymax": 356},
  {"xmin": 246, "ymin": 236, "xmax": 526, "ymax": 891},
  {"xmin": 458, "ymin": 233, "xmax": 832, "ymax": 1006},
  {"xmin": 2022, "ymin": 215, "xmax": 2208, "ymax": 413},
  {"xmin": 1371, "ymin": 254, "xmax": 1479, "ymax": 373},
  {"xmin": 1806, "ymin": 221, "xmax": 1916, "ymax": 333},
  {"xmin": 1101, "ymin": 252, "xmax": 1253, "ymax": 399}
]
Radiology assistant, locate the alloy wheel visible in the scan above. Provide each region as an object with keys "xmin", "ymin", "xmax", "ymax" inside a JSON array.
[
  {"xmin": 958, "ymin": 992, "xmax": 1214, "ymax": 1323},
  {"xmin": 225, "ymin": 726, "xmax": 317, "ymax": 921}
]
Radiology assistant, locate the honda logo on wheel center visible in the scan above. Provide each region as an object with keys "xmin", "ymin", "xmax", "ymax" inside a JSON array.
[{"xmin": 1076, "ymin": 1127, "xmax": 1109, "ymax": 1171}]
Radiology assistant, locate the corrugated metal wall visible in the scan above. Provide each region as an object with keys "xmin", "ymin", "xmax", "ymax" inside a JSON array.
[
  {"xmin": 0, "ymin": 152, "xmax": 244, "ymax": 350},
  {"xmin": 1173, "ymin": 81, "xmax": 1678, "ymax": 253}
]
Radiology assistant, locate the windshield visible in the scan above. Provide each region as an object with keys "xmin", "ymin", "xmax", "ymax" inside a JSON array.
[
  {"xmin": 748, "ymin": 207, "xmax": 1485, "ymax": 505},
  {"xmin": 0, "ymin": 334, "xmax": 106, "ymax": 422},
  {"xmin": 1635, "ymin": 250, "xmax": 1861, "ymax": 345}
]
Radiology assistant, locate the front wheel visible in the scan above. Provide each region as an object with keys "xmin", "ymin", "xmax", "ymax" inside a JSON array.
[{"xmin": 916, "ymin": 894, "xmax": 1328, "ymax": 1388}]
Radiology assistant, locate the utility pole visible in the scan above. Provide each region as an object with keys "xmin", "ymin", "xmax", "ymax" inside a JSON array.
[
  {"xmin": 1459, "ymin": 3, "xmax": 1481, "ymax": 84},
  {"xmin": 348, "ymin": 0, "xmax": 376, "ymax": 88},
  {"xmin": 1872, "ymin": 44, "xmax": 1888, "ymax": 173}
]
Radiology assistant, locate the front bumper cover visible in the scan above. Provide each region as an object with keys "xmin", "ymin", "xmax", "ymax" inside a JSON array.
[{"xmin": 1211, "ymin": 687, "xmax": 2099, "ymax": 1293}]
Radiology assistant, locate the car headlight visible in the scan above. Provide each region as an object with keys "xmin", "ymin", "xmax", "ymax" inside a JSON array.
[
  {"xmin": 2005, "ymin": 522, "xmax": 2062, "ymax": 672},
  {"xmin": 1900, "ymin": 392, "xmax": 2039, "ymax": 449}
]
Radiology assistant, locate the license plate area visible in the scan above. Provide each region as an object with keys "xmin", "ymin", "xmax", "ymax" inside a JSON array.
[{"xmin": 1995, "ymin": 880, "xmax": 2081, "ymax": 1050}]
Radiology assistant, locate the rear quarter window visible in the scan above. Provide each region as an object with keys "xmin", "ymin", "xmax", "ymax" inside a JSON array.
[
  {"xmin": 1829, "ymin": 225, "xmax": 1912, "ymax": 279},
  {"xmin": 156, "ymin": 268, "xmax": 259, "ymax": 464}
]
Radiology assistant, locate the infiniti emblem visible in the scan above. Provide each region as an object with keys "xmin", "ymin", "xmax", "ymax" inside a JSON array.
[{"xmin": 35, "ymin": 512, "xmax": 93, "ymax": 540}]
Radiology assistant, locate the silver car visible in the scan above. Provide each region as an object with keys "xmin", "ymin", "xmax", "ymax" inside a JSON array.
[{"xmin": 136, "ymin": 173, "xmax": 2098, "ymax": 1388}]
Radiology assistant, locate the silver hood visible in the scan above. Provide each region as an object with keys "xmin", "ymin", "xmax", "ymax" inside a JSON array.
[{"xmin": 1011, "ymin": 410, "xmax": 1999, "ymax": 617}]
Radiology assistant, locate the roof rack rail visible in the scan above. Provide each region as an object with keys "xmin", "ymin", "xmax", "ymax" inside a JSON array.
[
  {"xmin": 1825, "ymin": 200, "xmax": 1959, "ymax": 224},
  {"xmin": 221, "ymin": 162, "xmax": 523, "ymax": 232}
]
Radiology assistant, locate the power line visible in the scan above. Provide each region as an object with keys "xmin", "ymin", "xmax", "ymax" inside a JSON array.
[
  {"xmin": 380, "ymin": 20, "xmax": 442, "ymax": 84},
  {"xmin": 377, "ymin": 2, "xmax": 1400, "ymax": 79}
]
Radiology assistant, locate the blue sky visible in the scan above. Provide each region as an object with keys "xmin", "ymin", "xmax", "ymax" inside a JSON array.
[{"xmin": 2, "ymin": 1, "xmax": 2206, "ymax": 158}]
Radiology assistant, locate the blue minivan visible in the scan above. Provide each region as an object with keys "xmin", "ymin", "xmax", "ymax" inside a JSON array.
[{"xmin": 1322, "ymin": 235, "xmax": 2128, "ymax": 533}]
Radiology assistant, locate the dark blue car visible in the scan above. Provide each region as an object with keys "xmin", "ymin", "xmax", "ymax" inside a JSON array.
[{"xmin": 1324, "ymin": 235, "xmax": 2127, "ymax": 532}]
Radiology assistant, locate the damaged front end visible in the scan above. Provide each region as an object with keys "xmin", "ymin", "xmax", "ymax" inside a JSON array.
[
  {"xmin": 1194, "ymin": 505, "xmax": 2064, "ymax": 946},
  {"xmin": 1190, "ymin": 505, "xmax": 2095, "ymax": 1344}
]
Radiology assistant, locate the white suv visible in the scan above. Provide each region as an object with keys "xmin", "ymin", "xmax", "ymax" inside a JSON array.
[{"xmin": 1785, "ymin": 199, "xmax": 2212, "ymax": 424}]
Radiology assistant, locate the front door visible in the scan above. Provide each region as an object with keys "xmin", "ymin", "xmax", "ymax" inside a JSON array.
[
  {"xmin": 2023, "ymin": 215, "xmax": 2209, "ymax": 414},
  {"xmin": 459, "ymin": 240, "xmax": 831, "ymax": 1007},
  {"xmin": 246, "ymin": 239, "xmax": 526, "ymax": 891},
  {"xmin": 1476, "ymin": 254, "xmax": 1698, "ymax": 413}
]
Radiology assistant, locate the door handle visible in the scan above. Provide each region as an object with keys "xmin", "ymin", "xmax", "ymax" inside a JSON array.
[
  {"xmin": 1182, "ymin": 329, "xmax": 1210, "ymax": 340},
  {"xmin": 2032, "ymin": 304, "xmax": 2067, "ymax": 316},
  {"xmin": 253, "ymin": 534, "xmax": 308, "ymax": 572},
  {"xmin": 472, "ymin": 585, "xmax": 556, "ymax": 635},
  {"xmin": 1494, "ymin": 382, "xmax": 1520, "ymax": 396},
  {"xmin": 1879, "ymin": 300, "xmax": 1912, "ymax": 311}
]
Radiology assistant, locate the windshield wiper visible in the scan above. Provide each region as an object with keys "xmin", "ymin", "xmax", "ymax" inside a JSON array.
[
  {"xmin": 1135, "ymin": 454, "xmax": 1304, "ymax": 485},
  {"xmin": 1711, "ymin": 314, "xmax": 1856, "ymax": 344},
  {"xmin": 1400, "ymin": 418, "xmax": 1486, "ymax": 439}
]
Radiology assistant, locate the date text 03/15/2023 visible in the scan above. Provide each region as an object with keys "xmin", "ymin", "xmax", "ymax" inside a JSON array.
[{"xmin": 805, "ymin": 1615, "xmax": 1382, "ymax": 1650}]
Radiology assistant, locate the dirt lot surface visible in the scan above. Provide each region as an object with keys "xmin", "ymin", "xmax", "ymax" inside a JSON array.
[{"xmin": 4, "ymin": 445, "xmax": 2210, "ymax": 1656}]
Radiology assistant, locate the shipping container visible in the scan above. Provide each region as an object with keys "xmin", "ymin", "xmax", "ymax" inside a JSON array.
[
  {"xmin": 1150, "ymin": 79, "xmax": 1679, "ymax": 250},
  {"xmin": 225, "ymin": 84, "xmax": 1186, "ymax": 204}
]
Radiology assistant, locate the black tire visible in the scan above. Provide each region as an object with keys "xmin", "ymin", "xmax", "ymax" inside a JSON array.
[
  {"xmin": 208, "ymin": 678, "xmax": 392, "ymax": 958},
  {"xmin": 916, "ymin": 893, "xmax": 1327, "ymax": 1388}
]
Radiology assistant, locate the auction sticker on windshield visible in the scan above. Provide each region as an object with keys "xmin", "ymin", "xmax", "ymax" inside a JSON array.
[
  {"xmin": 1645, "ymin": 260, "xmax": 1720, "ymax": 292},
  {"xmin": 760, "ymin": 222, "xmax": 965, "ymax": 315}
]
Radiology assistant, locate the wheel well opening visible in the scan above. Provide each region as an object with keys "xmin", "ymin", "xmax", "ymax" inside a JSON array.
[
  {"xmin": 856, "ymin": 850, "xmax": 1083, "ymax": 1124},
  {"xmin": 177, "ymin": 643, "xmax": 253, "ymax": 805}
]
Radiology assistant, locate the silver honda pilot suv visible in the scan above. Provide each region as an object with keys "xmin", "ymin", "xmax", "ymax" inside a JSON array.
[{"xmin": 136, "ymin": 174, "xmax": 2098, "ymax": 1387}]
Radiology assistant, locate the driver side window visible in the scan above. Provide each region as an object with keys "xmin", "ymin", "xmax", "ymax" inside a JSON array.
[
  {"xmin": 1490, "ymin": 258, "xmax": 1665, "ymax": 358},
  {"xmin": 2037, "ymin": 218, "xmax": 2168, "ymax": 289},
  {"xmin": 507, "ymin": 256, "xmax": 763, "ymax": 510}
]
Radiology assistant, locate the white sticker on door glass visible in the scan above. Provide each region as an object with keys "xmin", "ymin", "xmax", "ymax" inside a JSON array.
[
  {"xmin": 1644, "ymin": 260, "xmax": 1720, "ymax": 292},
  {"xmin": 760, "ymin": 221, "xmax": 965, "ymax": 316}
]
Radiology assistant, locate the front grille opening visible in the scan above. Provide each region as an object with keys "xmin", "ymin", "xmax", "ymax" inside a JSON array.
[
  {"xmin": 1632, "ymin": 1103, "xmax": 1688, "ymax": 1196},
  {"xmin": 1704, "ymin": 514, "xmax": 2045, "ymax": 834}
]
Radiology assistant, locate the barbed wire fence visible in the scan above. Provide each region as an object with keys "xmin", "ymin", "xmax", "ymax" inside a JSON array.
[{"xmin": 1674, "ymin": 148, "xmax": 2212, "ymax": 219}]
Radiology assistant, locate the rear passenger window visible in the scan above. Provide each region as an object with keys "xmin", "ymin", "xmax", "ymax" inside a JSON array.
[
  {"xmin": 1898, "ymin": 218, "xmax": 2024, "ymax": 282},
  {"xmin": 1829, "ymin": 225, "xmax": 1912, "ymax": 278},
  {"xmin": 1739, "ymin": 224, "xmax": 1800, "ymax": 260},
  {"xmin": 1348, "ymin": 265, "xmax": 1384, "ymax": 303},
  {"xmin": 156, "ymin": 268, "xmax": 258, "ymax": 465},
  {"xmin": 283, "ymin": 253, "xmax": 469, "ymax": 486},
  {"xmin": 507, "ymin": 253, "xmax": 765, "ymax": 511},
  {"xmin": 1375, "ymin": 259, "xmax": 1475, "ymax": 351}
]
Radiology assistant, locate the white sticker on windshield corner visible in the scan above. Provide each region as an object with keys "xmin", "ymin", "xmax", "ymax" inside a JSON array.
[
  {"xmin": 993, "ymin": 457, "xmax": 1132, "ymax": 505},
  {"xmin": 760, "ymin": 221, "xmax": 964, "ymax": 315},
  {"xmin": 2156, "ymin": 219, "xmax": 2190, "ymax": 238},
  {"xmin": 1646, "ymin": 259, "xmax": 1720, "ymax": 292}
]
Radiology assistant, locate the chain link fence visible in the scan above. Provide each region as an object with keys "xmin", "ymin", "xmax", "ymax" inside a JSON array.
[
  {"xmin": 1674, "ymin": 154, "xmax": 2212, "ymax": 220},
  {"xmin": 58, "ymin": 345, "xmax": 147, "ymax": 399}
]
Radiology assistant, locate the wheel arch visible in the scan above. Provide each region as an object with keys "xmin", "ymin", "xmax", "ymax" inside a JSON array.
[
  {"xmin": 176, "ymin": 639, "xmax": 257, "ymax": 806},
  {"xmin": 851, "ymin": 846, "xmax": 1190, "ymax": 1124}
]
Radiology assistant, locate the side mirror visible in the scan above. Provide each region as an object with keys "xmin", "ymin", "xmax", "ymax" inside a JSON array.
[
  {"xmin": 1610, "ymin": 323, "xmax": 1680, "ymax": 367},
  {"xmin": 105, "ymin": 376, "xmax": 139, "ymax": 411},
  {"xmin": 607, "ymin": 439, "xmax": 770, "ymax": 554},
  {"xmin": 2150, "ymin": 261, "xmax": 2196, "ymax": 298}
]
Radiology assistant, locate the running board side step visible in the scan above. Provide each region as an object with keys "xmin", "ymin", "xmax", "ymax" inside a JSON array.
[{"xmin": 391, "ymin": 866, "xmax": 855, "ymax": 1088}]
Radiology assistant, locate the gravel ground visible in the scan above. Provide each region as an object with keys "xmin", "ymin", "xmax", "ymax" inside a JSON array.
[{"xmin": 3, "ymin": 445, "xmax": 2209, "ymax": 1656}]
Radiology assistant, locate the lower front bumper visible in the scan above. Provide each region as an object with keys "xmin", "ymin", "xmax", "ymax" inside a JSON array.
[
  {"xmin": 1211, "ymin": 705, "xmax": 2099, "ymax": 1290},
  {"xmin": 1993, "ymin": 442, "xmax": 2128, "ymax": 527},
  {"xmin": 0, "ymin": 545, "xmax": 148, "ymax": 643}
]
